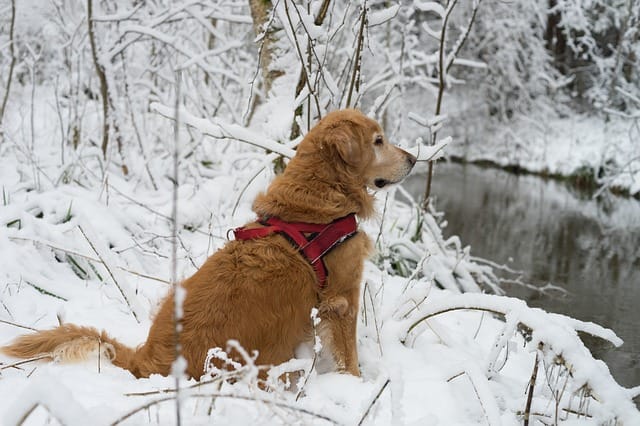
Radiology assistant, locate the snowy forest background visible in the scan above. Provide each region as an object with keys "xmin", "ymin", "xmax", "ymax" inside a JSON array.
[{"xmin": 0, "ymin": 0, "xmax": 639, "ymax": 425}]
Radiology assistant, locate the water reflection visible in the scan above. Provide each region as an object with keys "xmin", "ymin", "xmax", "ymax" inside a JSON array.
[{"xmin": 404, "ymin": 162, "xmax": 640, "ymax": 389}]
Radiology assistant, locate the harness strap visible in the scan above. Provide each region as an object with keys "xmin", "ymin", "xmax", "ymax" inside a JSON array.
[{"xmin": 232, "ymin": 214, "xmax": 358, "ymax": 289}]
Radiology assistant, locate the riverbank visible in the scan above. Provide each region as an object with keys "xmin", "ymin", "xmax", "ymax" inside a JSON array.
[
  {"xmin": 444, "ymin": 111, "xmax": 640, "ymax": 198},
  {"xmin": 448, "ymin": 156, "xmax": 640, "ymax": 200}
]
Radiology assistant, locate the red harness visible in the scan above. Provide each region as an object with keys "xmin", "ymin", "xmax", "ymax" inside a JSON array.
[{"xmin": 232, "ymin": 214, "xmax": 358, "ymax": 289}]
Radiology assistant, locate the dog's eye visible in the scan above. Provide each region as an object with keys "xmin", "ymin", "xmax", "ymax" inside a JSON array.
[{"xmin": 374, "ymin": 136, "xmax": 384, "ymax": 146}]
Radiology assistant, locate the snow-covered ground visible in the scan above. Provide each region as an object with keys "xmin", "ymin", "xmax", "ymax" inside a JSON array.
[{"xmin": 1, "ymin": 84, "xmax": 639, "ymax": 425}]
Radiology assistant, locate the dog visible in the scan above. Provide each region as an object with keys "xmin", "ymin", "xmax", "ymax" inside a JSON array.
[{"xmin": 1, "ymin": 109, "xmax": 416, "ymax": 379}]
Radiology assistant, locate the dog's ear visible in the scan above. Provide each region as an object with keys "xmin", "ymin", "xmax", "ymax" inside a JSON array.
[{"xmin": 324, "ymin": 122, "xmax": 363, "ymax": 167}]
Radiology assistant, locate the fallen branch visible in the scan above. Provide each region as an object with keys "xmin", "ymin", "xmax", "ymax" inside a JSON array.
[
  {"xmin": 151, "ymin": 103, "xmax": 295, "ymax": 158},
  {"xmin": 78, "ymin": 223, "xmax": 146, "ymax": 323},
  {"xmin": 403, "ymin": 294, "xmax": 622, "ymax": 347},
  {"xmin": 9, "ymin": 236, "xmax": 169, "ymax": 284}
]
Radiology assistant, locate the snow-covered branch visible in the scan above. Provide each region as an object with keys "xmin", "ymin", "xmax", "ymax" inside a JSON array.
[{"xmin": 151, "ymin": 103, "xmax": 296, "ymax": 158}]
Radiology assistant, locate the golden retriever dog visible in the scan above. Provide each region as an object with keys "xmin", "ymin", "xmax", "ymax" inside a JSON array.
[{"xmin": 1, "ymin": 109, "xmax": 416, "ymax": 380}]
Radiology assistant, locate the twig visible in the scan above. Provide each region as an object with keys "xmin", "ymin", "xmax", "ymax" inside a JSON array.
[
  {"xmin": 283, "ymin": 0, "xmax": 321, "ymax": 121},
  {"xmin": 0, "ymin": 354, "xmax": 51, "ymax": 371},
  {"xmin": 485, "ymin": 311, "xmax": 519, "ymax": 378},
  {"xmin": 0, "ymin": 319, "xmax": 38, "ymax": 332},
  {"xmin": 120, "ymin": 52, "xmax": 158, "ymax": 190},
  {"xmin": 523, "ymin": 344, "xmax": 542, "ymax": 426},
  {"xmin": 296, "ymin": 308, "xmax": 322, "ymax": 401},
  {"xmin": 125, "ymin": 377, "xmax": 224, "ymax": 397},
  {"xmin": 445, "ymin": 0, "xmax": 483, "ymax": 74},
  {"xmin": 171, "ymin": 69, "xmax": 183, "ymax": 426},
  {"xmin": 289, "ymin": 0, "xmax": 332, "ymax": 138},
  {"xmin": 123, "ymin": 371, "xmax": 249, "ymax": 397},
  {"xmin": 403, "ymin": 306, "xmax": 506, "ymax": 343},
  {"xmin": 447, "ymin": 371, "xmax": 465, "ymax": 382},
  {"xmin": 374, "ymin": 192, "xmax": 390, "ymax": 248},
  {"xmin": 422, "ymin": 0, "xmax": 458, "ymax": 208},
  {"xmin": 357, "ymin": 379, "xmax": 390, "ymax": 426},
  {"xmin": 78, "ymin": 224, "xmax": 145, "ymax": 323},
  {"xmin": 463, "ymin": 363, "xmax": 501, "ymax": 425},
  {"xmin": 364, "ymin": 282, "xmax": 383, "ymax": 356},
  {"xmin": 231, "ymin": 159, "xmax": 274, "ymax": 217},
  {"xmin": 111, "ymin": 393, "xmax": 339, "ymax": 425}
]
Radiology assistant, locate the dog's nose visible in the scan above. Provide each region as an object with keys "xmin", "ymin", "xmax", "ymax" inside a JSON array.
[{"xmin": 406, "ymin": 153, "xmax": 417, "ymax": 168}]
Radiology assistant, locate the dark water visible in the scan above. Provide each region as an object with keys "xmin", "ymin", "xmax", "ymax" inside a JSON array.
[{"xmin": 404, "ymin": 162, "xmax": 640, "ymax": 390}]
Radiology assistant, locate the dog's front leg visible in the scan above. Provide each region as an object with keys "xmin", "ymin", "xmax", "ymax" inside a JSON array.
[{"xmin": 319, "ymin": 292, "xmax": 360, "ymax": 376}]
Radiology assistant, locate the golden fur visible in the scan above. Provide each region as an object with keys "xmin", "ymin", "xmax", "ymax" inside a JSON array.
[{"xmin": 1, "ymin": 109, "xmax": 416, "ymax": 379}]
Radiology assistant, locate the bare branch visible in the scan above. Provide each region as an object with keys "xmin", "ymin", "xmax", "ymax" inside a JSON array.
[
  {"xmin": 422, "ymin": 0, "xmax": 458, "ymax": 208},
  {"xmin": 345, "ymin": 3, "xmax": 368, "ymax": 108},
  {"xmin": 171, "ymin": 70, "xmax": 184, "ymax": 426},
  {"xmin": 524, "ymin": 347, "xmax": 540, "ymax": 426}
]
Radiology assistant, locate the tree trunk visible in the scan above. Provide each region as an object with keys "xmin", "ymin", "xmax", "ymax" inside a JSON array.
[
  {"xmin": 87, "ymin": 0, "xmax": 111, "ymax": 158},
  {"xmin": 0, "ymin": 0, "xmax": 17, "ymax": 131},
  {"xmin": 249, "ymin": 0, "xmax": 284, "ymax": 96}
]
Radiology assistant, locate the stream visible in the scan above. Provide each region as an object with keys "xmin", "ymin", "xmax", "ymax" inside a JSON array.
[{"xmin": 403, "ymin": 162, "xmax": 640, "ymax": 390}]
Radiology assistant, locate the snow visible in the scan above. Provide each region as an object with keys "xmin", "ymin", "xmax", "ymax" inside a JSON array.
[
  {"xmin": 3, "ymin": 372, "xmax": 91, "ymax": 426},
  {"xmin": 368, "ymin": 5, "xmax": 400, "ymax": 27},
  {"xmin": 407, "ymin": 137, "xmax": 450, "ymax": 162},
  {"xmin": 413, "ymin": 1, "xmax": 445, "ymax": 17},
  {"xmin": 2, "ymin": 109, "xmax": 638, "ymax": 423},
  {"xmin": 0, "ymin": 1, "xmax": 638, "ymax": 424}
]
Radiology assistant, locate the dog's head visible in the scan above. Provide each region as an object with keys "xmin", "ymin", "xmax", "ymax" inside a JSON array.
[
  {"xmin": 299, "ymin": 109, "xmax": 417, "ymax": 191},
  {"xmin": 254, "ymin": 110, "xmax": 417, "ymax": 221}
]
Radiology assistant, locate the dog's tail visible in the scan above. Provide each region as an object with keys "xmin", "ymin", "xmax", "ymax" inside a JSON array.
[{"xmin": 1, "ymin": 324, "xmax": 136, "ymax": 373}]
